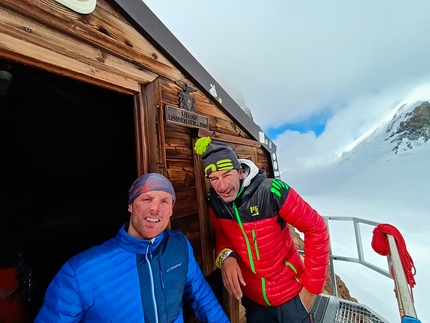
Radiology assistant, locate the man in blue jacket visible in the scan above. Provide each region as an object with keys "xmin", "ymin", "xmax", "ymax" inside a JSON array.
[{"xmin": 35, "ymin": 173, "xmax": 229, "ymax": 323}]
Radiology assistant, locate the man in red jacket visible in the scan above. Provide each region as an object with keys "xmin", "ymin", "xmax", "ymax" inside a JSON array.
[{"xmin": 194, "ymin": 137, "xmax": 330, "ymax": 323}]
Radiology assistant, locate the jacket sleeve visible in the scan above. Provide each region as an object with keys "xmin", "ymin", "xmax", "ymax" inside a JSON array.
[
  {"xmin": 34, "ymin": 261, "xmax": 84, "ymax": 323},
  {"xmin": 209, "ymin": 208, "xmax": 235, "ymax": 266},
  {"xmin": 273, "ymin": 179, "xmax": 330, "ymax": 294},
  {"xmin": 183, "ymin": 239, "xmax": 229, "ymax": 323}
]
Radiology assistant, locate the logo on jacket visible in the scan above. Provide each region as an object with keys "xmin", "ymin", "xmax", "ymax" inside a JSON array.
[
  {"xmin": 270, "ymin": 179, "xmax": 289, "ymax": 197},
  {"xmin": 166, "ymin": 262, "xmax": 182, "ymax": 272},
  {"xmin": 250, "ymin": 206, "xmax": 259, "ymax": 217}
]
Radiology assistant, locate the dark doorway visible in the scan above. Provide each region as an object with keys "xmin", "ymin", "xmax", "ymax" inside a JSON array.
[{"xmin": 0, "ymin": 59, "xmax": 137, "ymax": 319}]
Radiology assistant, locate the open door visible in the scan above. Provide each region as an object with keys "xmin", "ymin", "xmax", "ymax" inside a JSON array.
[{"xmin": 0, "ymin": 60, "xmax": 137, "ymax": 320}]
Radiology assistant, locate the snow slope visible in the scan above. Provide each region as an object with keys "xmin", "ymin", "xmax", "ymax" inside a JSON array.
[{"xmin": 281, "ymin": 98, "xmax": 430, "ymax": 322}]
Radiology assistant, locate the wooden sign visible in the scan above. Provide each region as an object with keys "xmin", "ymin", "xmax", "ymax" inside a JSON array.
[{"xmin": 165, "ymin": 105, "xmax": 208, "ymax": 129}]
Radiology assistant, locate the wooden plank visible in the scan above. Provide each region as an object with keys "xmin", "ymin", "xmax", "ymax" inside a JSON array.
[
  {"xmin": 251, "ymin": 147, "xmax": 259, "ymax": 165},
  {"xmin": 194, "ymin": 95, "xmax": 233, "ymax": 120},
  {"xmin": 157, "ymin": 90, "xmax": 168, "ymax": 176},
  {"xmin": 0, "ymin": 0, "xmax": 185, "ymax": 82},
  {"xmin": 231, "ymin": 146, "xmax": 253, "ymax": 160},
  {"xmin": 164, "ymin": 125, "xmax": 192, "ymax": 146},
  {"xmin": 193, "ymin": 136, "xmax": 216, "ymax": 275},
  {"xmin": 223, "ymin": 291, "xmax": 241, "ymax": 323},
  {"xmin": 198, "ymin": 129, "xmax": 261, "ymax": 148},
  {"xmin": 0, "ymin": 6, "xmax": 158, "ymax": 88},
  {"xmin": 166, "ymin": 164, "xmax": 196, "ymax": 188},
  {"xmin": 0, "ymin": 31, "xmax": 139, "ymax": 93},
  {"xmin": 172, "ymin": 200, "xmax": 199, "ymax": 220},
  {"xmin": 166, "ymin": 159, "xmax": 194, "ymax": 169},
  {"xmin": 171, "ymin": 213, "xmax": 199, "ymax": 236},
  {"xmin": 174, "ymin": 186, "xmax": 197, "ymax": 202},
  {"xmin": 134, "ymin": 88, "xmax": 147, "ymax": 175},
  {"xmin": 164, "ymin": 128, "xmax": 192, "ymax": 140},
  {"xmin": 165, "ymin": 146, "xmax": 193, "ymax": 160},
  {"xmin": 192, "ymin": 90, "xmax": 246, "ymax": 123},
  {"xmin": 164, "ymin": 122, "xmax": 192, "ymax": 134},
  {"xmin": 142, "ymin": 79, "xmax": 164, "ymax": 174},
  {"xmin": 257, "ymin": 147, "xmax": 273, "ymax": 177},
  {"xmin": 207, "ymin": 117, "xmax": 252, "ymax": 138}
]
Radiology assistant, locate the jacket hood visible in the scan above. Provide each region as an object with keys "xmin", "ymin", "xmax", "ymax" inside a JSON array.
[
  {"xmin": 239, "ymin": 159, "xmax": 259, "ymax": 188},
  {"xmin": 237, "ymin": 159, "xmax": 266, "ymax": 202}
]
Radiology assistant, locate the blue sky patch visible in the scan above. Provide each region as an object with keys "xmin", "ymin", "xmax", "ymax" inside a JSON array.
[{"xmin": 264, "ymin": 111, "xmax": 330, "ymax": 140}]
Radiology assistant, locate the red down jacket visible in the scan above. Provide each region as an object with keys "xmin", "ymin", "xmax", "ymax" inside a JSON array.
[{"xmin": 209, "ymin": 165, "xmax": 330, "ymax": 307}]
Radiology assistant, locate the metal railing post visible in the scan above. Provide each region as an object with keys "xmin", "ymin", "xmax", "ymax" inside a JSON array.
[{"xmin": 325, "ymin": 219, "xmax": 338, "ymax": 297}]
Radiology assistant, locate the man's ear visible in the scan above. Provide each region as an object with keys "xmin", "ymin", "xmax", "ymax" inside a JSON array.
[
  {"xmin": 128, "ymin": 204, "xmax": 132, "ymax": 212},
  {"xmin": 238, "ymin": 169, "xmax": 244, "ymax": 179},
  {"xmin": 169, "ymin": 203, "xmax": 174, "ymax": 218}
]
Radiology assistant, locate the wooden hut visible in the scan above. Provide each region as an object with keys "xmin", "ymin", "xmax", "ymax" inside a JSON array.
[{"xmin": 0, "ymin": 0, "xmax": 280, "ymax": 321}]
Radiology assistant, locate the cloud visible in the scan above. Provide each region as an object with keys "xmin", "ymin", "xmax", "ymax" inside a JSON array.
[
  {"xmin": 144, "ymin": 0, "xmax": 430, "ymax": 169},
  {"xmin": 274, "ymin": 85, "xmax": 415, "ymax": 171}
]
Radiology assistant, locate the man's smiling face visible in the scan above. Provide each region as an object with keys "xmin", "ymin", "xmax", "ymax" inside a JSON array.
[
  {"xmin": 208, "ymin": 169, "xmax": 243, "ymax": 202},
  {"xmin": 127, "ymin": 190, "xmax": 173, "ymax": 239}
]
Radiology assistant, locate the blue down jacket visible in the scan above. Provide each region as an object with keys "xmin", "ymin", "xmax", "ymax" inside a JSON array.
[{"xmin": 35, "ymin": 225, "xmax": 228, "ymax": 323}]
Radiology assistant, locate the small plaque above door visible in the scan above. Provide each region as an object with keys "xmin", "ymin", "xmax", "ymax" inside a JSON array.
[{"xmin": 165, "ymin": 105, "xmax": 209, "ymax": 129}]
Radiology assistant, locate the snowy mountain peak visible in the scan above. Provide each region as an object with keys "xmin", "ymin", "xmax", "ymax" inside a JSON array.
[
  {"xmin": 338, "ymin": 99, "xmax": 430, "ymax": 163},
  {"xmin": 386, "ymin": 101, "xmax": 430, "ymax": 154}
]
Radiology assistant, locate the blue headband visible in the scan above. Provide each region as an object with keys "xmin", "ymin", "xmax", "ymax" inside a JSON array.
[{"xmin": 128, "ymin": 173, "xmax": 176, "ymax": 205}]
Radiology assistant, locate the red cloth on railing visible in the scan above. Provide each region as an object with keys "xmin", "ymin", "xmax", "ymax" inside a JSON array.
[{"xmin": 371, "ymin": 223, "xmax": 416, "ymax": 299}]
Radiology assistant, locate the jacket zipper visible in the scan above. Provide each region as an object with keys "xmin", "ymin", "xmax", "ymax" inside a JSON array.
[
  {"xmin": 284, "ymin": 260, "xmax": 299, "ymax": 282},
  {"xmin": 232, "ymin": 188, "xmax": 270, "ymax": 305},
  {"xmin": 145, "ymin": 240, "xmax": 159, "ymax": 323},
  {"xmin": 233, "ymin": 202, "xmax": 256, "ymax": 274}
]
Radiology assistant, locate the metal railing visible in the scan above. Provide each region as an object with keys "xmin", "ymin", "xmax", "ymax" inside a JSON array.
[
  {"xmin": 309, "ymin": 216, "xmax": 417, "ymax": 321},
  {"xmin": 312, "ymin": 294, "xmax": 388, "ymax": 323}
]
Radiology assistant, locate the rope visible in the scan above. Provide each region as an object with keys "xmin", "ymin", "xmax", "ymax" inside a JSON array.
[{"xmin": 371, "ymin": 223, "xmax": 416, "ymax": 299}]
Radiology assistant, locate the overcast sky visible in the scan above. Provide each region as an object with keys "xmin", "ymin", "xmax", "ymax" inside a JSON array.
[{"xmin": 143, "ymin": 0, "xmax": 430, "ymax": 171}]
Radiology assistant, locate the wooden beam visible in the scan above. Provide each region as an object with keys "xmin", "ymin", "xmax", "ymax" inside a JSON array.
[
  {"xmin": 157, "ymin": 97, "xmax": 167, "ymax": 176},
  {"xmin": 198, "ymin": 129, "xmax": 261, "ymax": 148},
  {"xmin": 251, "ymin": 147, "xmax": 259, "ymax": 165},
  {"xmin": 0, "ymin": 6, "xmax": 157, "ymax": 92},
  {"xmin": 142, "ymin": 79, "xmax": 163, "ymax": 174},
  {"xmin": 192, "ymin": 136, "xmax": 215, "ymax": 276},
  {"xmin": 0, "ymin": 0, "xmax": 184, "ymax": 82},
  {"xmin": 0, "ymin": 31, "xmax": 139, "ymax": 94},
  {"xmin": 134, "ymin": 89, "xmax": 147, "ymax": 175},
  {"xmin": 223, "ymin": 290, "xmax": 241, "ymax": 323}
]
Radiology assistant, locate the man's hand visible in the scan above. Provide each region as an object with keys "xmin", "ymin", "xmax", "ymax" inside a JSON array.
[
  {"xmin": 221, "ymin": 257, "xmax": 246, "ymax": 300},
  {"xmin": 299, "ymin": 287, "xmax": 317, "ymax": 312}
]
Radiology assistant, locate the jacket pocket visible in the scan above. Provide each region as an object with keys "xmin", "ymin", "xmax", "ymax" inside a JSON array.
[{"xmin": 284, "ymin": 260, "xmax": 299, "ymax": 282}]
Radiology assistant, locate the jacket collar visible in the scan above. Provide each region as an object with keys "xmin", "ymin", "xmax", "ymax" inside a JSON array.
[
  {"xmin": 234, "ymin": 159, "xmax": 266, "ymax": 203},
  {"xmin": 239, "ymin": 159, "xmax": 260, "ymax": 188},
  {"xmin": 113, "ymin": 223, "xmax": 164, "ymax": 254}
]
